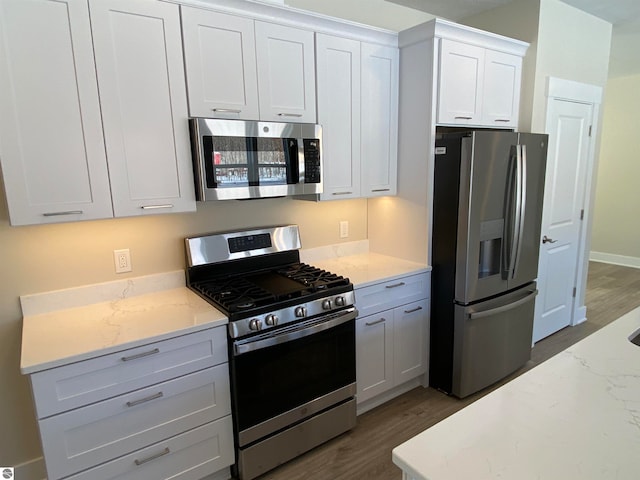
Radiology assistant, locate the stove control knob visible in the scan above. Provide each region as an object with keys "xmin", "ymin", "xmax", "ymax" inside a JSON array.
[
  {"xmin": 294, "ymin": 306, "xmax": 307, "ymax": 318},
  {"xmin": 249, "ymin": 318, "xmax": 262, "ymax": 331},
  {"xmin": 335, "ymin": 296, "xmax": 346, "ymax": 307},
  {"xmin": 265, "ymin": 314, "xmax": 279, "ymax": 326},
  {"xmin": 322, "ymin": 299, "xmax": 333, "ymax": 310}
]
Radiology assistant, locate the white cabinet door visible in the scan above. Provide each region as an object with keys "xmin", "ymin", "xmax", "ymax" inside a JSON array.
[
  {"xmin": 393, "ymin": 299, "xmax": 429, "ymax": 386},
  {"xmin": 437, "ymin": 39, "xmax": 485, "ymax": 126},
  {"xmin": 356, "ymin": 311, "xmax": 393, "ymax": 404},
  {"xmin": 89, "ymin": 0, "xmax": 195, "ymax": 217},
  {"xmin": 0, "ymin": 0, "xmax": 113, "ymax": 225},
  {"xmin": 361, "ymin": 43, "xmax": 399, "ymax": 197},
  {"xmin": 255, "ymin": 22, "xmax": 316, "ymax": 123},
  {"xmin": 316, "ymin": 34, "xmax": 361, "ymax": 200},
  {"xmin": 482, "ymin": 49, "xmax": 522, "ymax": 128},
  {"xmin": 181, "ymin": 7, "xmax": 259, "ymax": 120}
]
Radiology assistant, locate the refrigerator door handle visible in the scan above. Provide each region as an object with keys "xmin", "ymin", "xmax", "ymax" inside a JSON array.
[
  {"xmin": 512, "ymin": 144, "xmax": 528, "ymax": 278},
  {"xmin": 468, "ymin": 289, "xmax": 538, "ymax": 320},
  {"xmin": 502, "ymin": 146, "xmax": 517, "ymax": 279}
]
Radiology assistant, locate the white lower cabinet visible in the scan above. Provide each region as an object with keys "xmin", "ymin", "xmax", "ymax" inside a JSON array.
[
  {"xmin": 28, "ymin": 327, "xmax": 233, "ymax": 480},
  {"xmin": 355, "ymin": 273, "xmax": 430, "ymax": 407}
]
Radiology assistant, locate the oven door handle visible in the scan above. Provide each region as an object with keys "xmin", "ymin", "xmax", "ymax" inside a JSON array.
[{"xmin": 233, "ymin": 307, "xmax": 358, "ymax": 356}]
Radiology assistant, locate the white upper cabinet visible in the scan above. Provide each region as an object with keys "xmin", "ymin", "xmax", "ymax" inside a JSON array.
[
  {"xmin": 0, "ymin": 0, "xmax": 113, "ymax": 225},
  {"xmin": 0, "ymin": 0, "xmax": 195, "ymax": 226},
  {"xmin": 316, "ymin": 34, "xmax": 361, "ymax": 200},
  {"xmin": 316, "ymin": 35, "xmax": 398, "ymax": 200},
  {"xmin": 361, "ymin": 43, "xmax": 399, "ymax": 197},
  {"xmin": 181, "ymin": 7, "xmax": 260, "ymax": 120},
  {"xmin": 435, "ymin": 24, "xmax": 526, "ymax": 129},
  {"xmin": 255, "ymin": 22, "xmax": 317, "ymax": 123},
  {"xmin": 90, "ymin": 0, "xmax": 195, "ymax": 216}
]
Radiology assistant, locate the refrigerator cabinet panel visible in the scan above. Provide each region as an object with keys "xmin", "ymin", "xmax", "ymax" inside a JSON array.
[
  {"xmin": 454, "ymin": 131, "xmax": 518, "ymax": 303},
  {"xmin": 451, "ymin": 284, "xmax": 537, "ymax": 398}
]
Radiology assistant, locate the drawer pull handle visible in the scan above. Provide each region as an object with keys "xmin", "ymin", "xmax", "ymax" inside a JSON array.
[
  {"xmin": 404, "ymin": 306, "xmax": 423, "ymax": 314},
  {"xmin": 371, "ymin": 188, "xmax": 390, "ymax": 192},
  {"xmin": 495, "ymin": 119, "xmax": 511, "ymax": 123},
  {"xmin": 43, "ymin": 210, "xmax": 83, "ymax": 217},
  {"xmin": 141, "ymin": 204, "xmax": 173, "ymax": 210},
  {"xmin": 121, "ymin": 348, "xmax": 160, "ymax": 362},
  {"xmin": 365, "ymin": 318, "xmax": 386, "ymax": 326},
  {"xmin": 277, "ymin": 113, "xmax": 303, "ymax": 117},
  {"xmin": 385, "ymin": 282, "xmax": 406, "ymax": 289},
  {"xmin": 126, "ymin": 391, "xmax": 163, "ymax": 408},
  {"xmin": 454, "ymin": 116, "xmax": 473, "ymax": 120},
  {"xmin": 332, "ymin": 191, "xmax": 353, "ymax": 196},
  {"xmin": 213, "ymin": 108, "xmax": 241, "ymax": 114},
  {"xmin": 134, "ymin": 447, "xmax": 170, "ymax": 466}
]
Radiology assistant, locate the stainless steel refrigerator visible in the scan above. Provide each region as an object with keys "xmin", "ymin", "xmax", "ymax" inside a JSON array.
[{"xmin": 430, "ymin": 130, "xmax": 548, "ymax": 398}]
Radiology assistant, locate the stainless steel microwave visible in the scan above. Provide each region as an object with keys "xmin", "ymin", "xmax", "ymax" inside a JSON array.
[{"xmin": 189, "ymin": 118, "xmax": 322, "ymax": 201}]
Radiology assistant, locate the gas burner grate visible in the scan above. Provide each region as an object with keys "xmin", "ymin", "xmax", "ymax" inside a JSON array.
[
  {"xmin": 277, "ymin": 263, "xmax": 350, "ymax": 292},
  {"xmin": 193, "ymin": 278, "xmax": 276, "ymax": 313}
]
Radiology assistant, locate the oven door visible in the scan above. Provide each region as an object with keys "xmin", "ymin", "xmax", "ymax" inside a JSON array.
[{"xmin": 230, "ymin": 307, "xmax": 357, "ymax": 447}]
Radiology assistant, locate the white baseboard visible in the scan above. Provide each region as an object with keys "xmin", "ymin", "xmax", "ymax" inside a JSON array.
[
  {"xmin": 589, "ymin": 251, "xmax": 640, "ymax": 269},
  {"xmin": 14, "ymin": 457, "xmax": 46, "ymax": 480},
  {"xmin": 573, "ymin": 305, "xmax": 587, "ymax": 326}
]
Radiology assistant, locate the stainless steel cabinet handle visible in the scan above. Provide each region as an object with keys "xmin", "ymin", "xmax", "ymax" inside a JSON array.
[
  {"xmin": 371, "ymin": 188, "xmax": 390, "ymax": 192},
  {"xmin": 404, "ymin": 306, "xmax": 423, "ymax": 314},
  {"xmin": 495, "ymin": 119, "xmax": 511, "ymax": 123},
  {"xmin": 542, "ymin": 235, "xmax": 557, "ymax": 244},
  {"xmin": 134, "ymin": 447, "xmax": 170, "ymax": 466},
  {"xmin": 365, "ymin": 318, "xmax": 386, "ymax": 326},
  {"xmin": 332, "ymin": 191, "xmax": 353, "ymax": 196},
  {"xmin": 385, "ymin": 282, "xmax": 406, "ymax": 289},
  {"xmin": 126, "ymin": 391, "xmax": 163, "ymax": 408},
  {"xmin": 277, "ymin": 113, "xmax": 303, "ymax": 117},
  {"xmin": 455, "ymin": 116, "xmax": 473, "ymax": 120},
  {"xmin": 212, "ymin": 108, "xmax": 241, "ymax": 114},
  {"xmin": 43, "ymin": 210, "xmax": 83, "ymax": 217},
  {"xmin": 141, "ymin": 204, "xmax": 173, "ymax": 210},
  {"xmin": 121, "ymin": 347, "xmax": 160, "ymax": 362}
]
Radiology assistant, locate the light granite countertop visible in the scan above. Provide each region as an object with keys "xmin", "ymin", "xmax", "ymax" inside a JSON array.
[
  {"xmin": 21, "ymin": 243, "xmax": 430, "ymax": 375},
  {"xmin": 392, "ymin": 306, "xmax": 640, "ymax": 480},
  {"xmin": 20, "ymin": 271, "xmax": 227, "ymax": 374}
]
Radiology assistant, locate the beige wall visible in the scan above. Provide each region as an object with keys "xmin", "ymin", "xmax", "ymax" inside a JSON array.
[
  {"xmin": 591, "ymin": 74, "xmax": 640, "ymax": 261},
  {"xmin": 0, "ymin": 177, "xmax": 367, "ymax": 467}
]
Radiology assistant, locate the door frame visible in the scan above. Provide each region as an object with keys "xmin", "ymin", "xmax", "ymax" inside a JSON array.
[{"xmin": 543, "ymin": 77, "xmax": 603, "ymax": 327}]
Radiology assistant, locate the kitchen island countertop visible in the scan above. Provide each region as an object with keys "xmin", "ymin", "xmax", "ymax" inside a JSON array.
[{"xmin": 392, "ymin": 306, "xmax": 640, "ymax": 480}]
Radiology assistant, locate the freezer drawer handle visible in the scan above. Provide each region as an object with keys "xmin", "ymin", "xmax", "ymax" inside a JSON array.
[{"xmin": 468, "ymin": 289, "xmax": 538, "ymax": 320}]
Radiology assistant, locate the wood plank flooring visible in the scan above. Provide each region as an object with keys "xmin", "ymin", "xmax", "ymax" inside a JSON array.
[{"xmin": 259, "ymin": 262, "xmax": 640, "ymax": 480}]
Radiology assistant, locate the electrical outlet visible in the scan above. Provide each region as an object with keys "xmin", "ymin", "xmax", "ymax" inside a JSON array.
[
  {"xmin": 114, "ymin": 249, "xmax": 132, "ymax": 273},
  {"xmin": 339, "ymin": 220, "xmax": 349, "ymax": 239}
]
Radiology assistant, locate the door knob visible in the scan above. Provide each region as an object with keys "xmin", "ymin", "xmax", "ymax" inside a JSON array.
[{"xmin": 542, "ymin": 235, "xmax": 557, "ymax": 244}]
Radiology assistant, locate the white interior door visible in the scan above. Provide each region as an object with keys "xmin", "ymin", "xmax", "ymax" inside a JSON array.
[{"xmin": 533, "ymin": 98, "xmax": 594, "ymax": 343}]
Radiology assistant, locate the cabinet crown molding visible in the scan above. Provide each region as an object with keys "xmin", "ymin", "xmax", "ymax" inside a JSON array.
[
  {"xmin": 163, "ymin": 0, "xmax": 398, "ymax": 46},
  {"xmin": 399, "ymin": 18, "xmax": 528, "ymax": 56}
]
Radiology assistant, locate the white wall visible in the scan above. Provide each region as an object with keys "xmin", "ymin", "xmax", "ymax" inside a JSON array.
[{"xmin": 591, "ymin": 74, "xmax": 640, "ymax": 267}]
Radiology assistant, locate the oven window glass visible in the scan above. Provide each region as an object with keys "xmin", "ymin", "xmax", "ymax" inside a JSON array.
[{"xmin": 231, "ymin": 318, "xmax": 355, "ymax": 432}]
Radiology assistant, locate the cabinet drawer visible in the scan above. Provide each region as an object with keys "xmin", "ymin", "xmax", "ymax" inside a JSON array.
[
  {"xmin": 355, "ymin": 273, "xmax": 430, "ymax": 318},
  {"xmin": 66, "ymin": 416, "xmax": 234, "ymax": 480},
  {"xmin": 31, "ymin": 327, "xmax": 227, "ymax": 418},
  {"xmin": 39, "ymin": 365, "xmax": 230, "ymax": 479}
]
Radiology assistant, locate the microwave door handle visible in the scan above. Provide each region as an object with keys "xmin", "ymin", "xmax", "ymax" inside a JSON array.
[{"xmin": 512, "ymin": 145, "xmax": 527, "ymax": 279}]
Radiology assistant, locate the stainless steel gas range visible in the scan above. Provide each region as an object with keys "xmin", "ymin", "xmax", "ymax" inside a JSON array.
[{"xmin": 185, "ymin": 225, "xmax": 357, "ymax": 479}]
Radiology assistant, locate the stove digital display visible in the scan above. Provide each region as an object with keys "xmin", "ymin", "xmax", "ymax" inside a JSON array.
[{"xmin": 228, "ymin": 233, "xmax": 272, "ymax": 253}]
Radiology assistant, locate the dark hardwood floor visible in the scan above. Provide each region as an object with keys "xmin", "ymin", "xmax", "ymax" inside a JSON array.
[{"xmin": 259, "ymin": 261, "xmax": 640, "ymax": 480}]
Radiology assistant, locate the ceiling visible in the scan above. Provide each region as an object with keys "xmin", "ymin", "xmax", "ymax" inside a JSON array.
[{"xmin": 386, "ymin": 0, "xmax": 640, "ymax": 77}]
